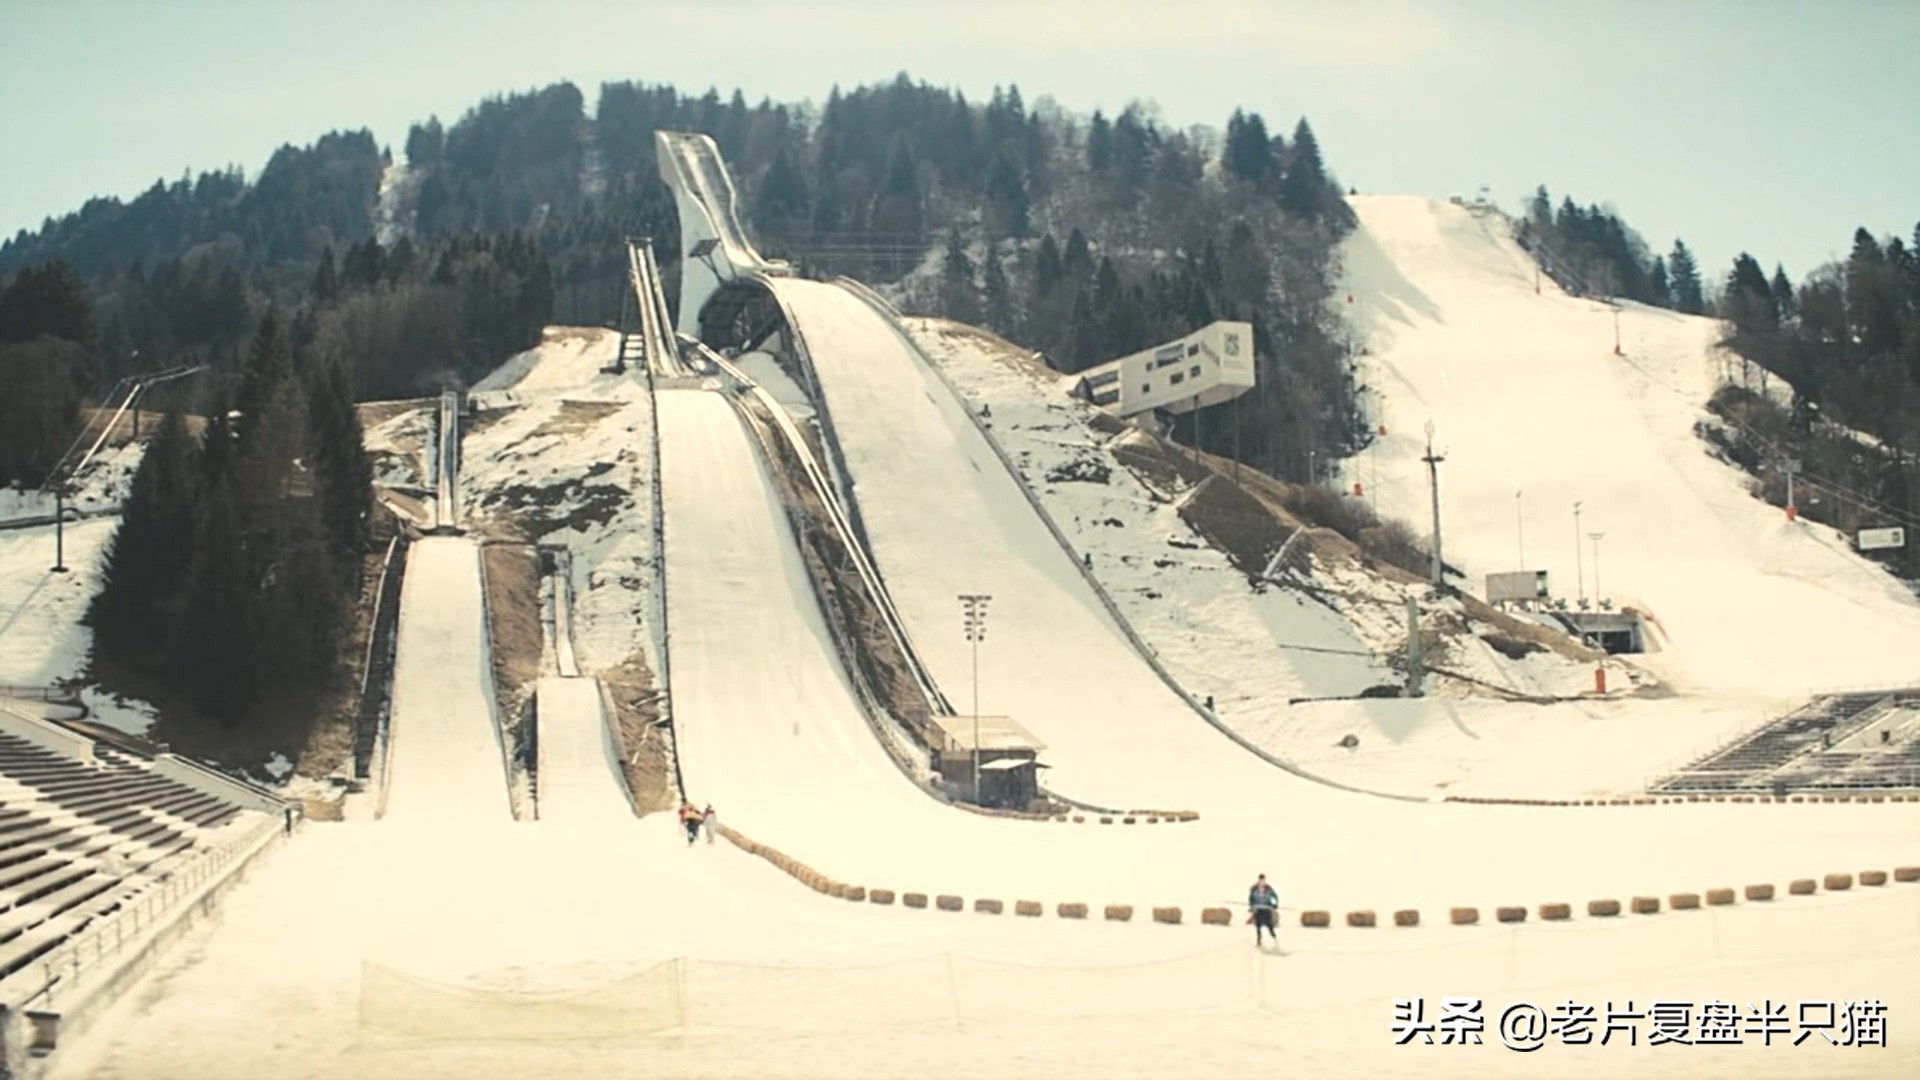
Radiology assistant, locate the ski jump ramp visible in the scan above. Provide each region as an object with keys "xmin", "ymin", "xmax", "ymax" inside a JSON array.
[
  {"xmin": 654, "ymin": 130, "xmax": 788, "ymax": 339},
  {"xmin": 382, "ymin": 537, "xmax": 512, "ymax": 824},
  {"xmin": 534, "ymin": 676, "xmax": 632, "ymax": 822}
]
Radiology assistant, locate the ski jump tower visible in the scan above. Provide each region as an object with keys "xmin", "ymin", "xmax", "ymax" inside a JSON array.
[{"xmin": 653, "ymin": 131, "xmax": 790, "ymax": 338}]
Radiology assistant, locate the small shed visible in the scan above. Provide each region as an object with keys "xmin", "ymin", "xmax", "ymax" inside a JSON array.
[{"xmin": 930, "ymin": 714, "xmax": 1046, "ymax": 810}]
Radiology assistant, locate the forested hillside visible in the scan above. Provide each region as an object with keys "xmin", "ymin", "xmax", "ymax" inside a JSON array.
[
  {"xmin": 2, "ymin": 73, "xmax": 1368, "ymax": 483},
  {"xmin": 1508, "ymin": 187, "xmax": 1919, "ymax": 578}
]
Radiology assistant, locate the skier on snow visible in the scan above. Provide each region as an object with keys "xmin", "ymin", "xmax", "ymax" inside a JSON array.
[
  {"xmin": 1248, "ymin": 873, "xmax": 1279, "ymax": 946},
  {"xmin": 680, "ymin": 803, "xmax": 702, "ymax": 846},
  {"xmin": 701, "ymin": 804, "xmax": 716, "ymax": 845}
]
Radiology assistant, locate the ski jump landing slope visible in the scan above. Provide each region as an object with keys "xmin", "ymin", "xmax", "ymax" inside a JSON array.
[
  {"xmin": 765, "ymin": 277, "xmax": 1919, "ymax": 911},
  {"xmin": 1342, "ymin": 197, "xmax": 1920, "ymax": 699},
  {"xmin": 533, "ymin": 676, "xmax": 632, "ymax": 822},
  {"xmin": 382, "ymin": 537, "xmax": 512, "ymax": 824}
]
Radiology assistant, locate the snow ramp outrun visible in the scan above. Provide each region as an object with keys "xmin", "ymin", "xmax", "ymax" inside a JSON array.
[
  {"xmin": 381, "ymin": 537, "xmax": 513, "ymax": 824},
  {"xmin": 769, "ymin": 278, "xmax": 1284, "ymax": 810},
  {"xmin": 534, "ymin": 676, "xmax": 633, "ymax": 822}
]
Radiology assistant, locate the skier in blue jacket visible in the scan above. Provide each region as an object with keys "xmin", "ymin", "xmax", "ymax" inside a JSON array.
[{"xmin": 1249, "ymin": 874, "xmax": 1279, "ymax": 945}]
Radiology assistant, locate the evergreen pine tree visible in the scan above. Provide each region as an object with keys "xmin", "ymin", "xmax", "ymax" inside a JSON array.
[
  {"xmin": 1648, "ymin": 256, "xmax": 1672, "ymax": 309},
  {"xmin": 309, "ymin": 359, "xmax": 373, "ymax": 571},
  {"xmin": 1223, "ymin": 110, "xmax": 1275, "ymax": 189},
  {"xmin": 1769, "ymin": 265, "xmax": 1796, "ymax": 324},
  {"xmin": 1033, "ymin": 234, "xmax": 1063, "ymax": 297},
  {"xmin": 310, "ymin": 247, "xmax": 340, "ymax": 305},
  {"xmin": 1668, "ymin": 239, "xmax": 1705, "ymax": 314},
  {"xmin": 983, "ymin": 149, "xmax": 1030, "ymax": 239},
  {"xmin": 88, "ymin": 403, "xmax": 198, "ymax": 669},
  {"xmin": 940, "ymin": 229, "xmax": 980, "ymax": 324},
  {"xmin": 1278, "ymin": 118, "xmax": 1328, "ymax": 219},
  {"xmin": 983, "ymin": 248, "xmax": 1014, "ymax": 336},
  {"xmin": 1062, "ymin": 228, "xmax": 1094, "ymax": 282},
  {"xmin": 1725, "ymin": 253, "xmax": 1776, "ymax": 334},
  {"xmin": 1086, "ymin": 110, "xmax": 1113, "ymax": 173},
  {"xmin": 173, "ymin": 474, "xmax": 258, "ymax": 725}
]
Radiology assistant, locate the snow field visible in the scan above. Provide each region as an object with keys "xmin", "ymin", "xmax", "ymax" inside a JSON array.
[
  {"xmin": 47, "ymin": 811, "xmax": 1920, "ymax": 1080},
  {"xmin": 724, "ymin": 276, "xmax": 1920, "ymax": 919},
  {"xmin": 1343, "ymin": 197, "xmax": 1920, "ymax": 701},
  {"xmin": 905, "ymin": 318, "xmax": 1722, "ymax": 797}
]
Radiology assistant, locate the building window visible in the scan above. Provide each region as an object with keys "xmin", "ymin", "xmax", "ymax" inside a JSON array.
[
  {"xmin": 1190, "ymin": 365, "xmax": 1201, "ymax": 377},
  {"xmin": 1170, "ymin": 371, "xmax": 1185, "ymax": 385},
  {"xmin": 1141, "ymin": 383, "xmax": 1151, "ymax": 394},
  {"xmin": 1188, "ymin": 344, "xmax": 1201, "ymax": 356}
]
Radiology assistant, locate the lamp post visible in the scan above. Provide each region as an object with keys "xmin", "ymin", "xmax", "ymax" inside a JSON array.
[
  {"xmin": 1515, "ymin": 489, "xmax": 1525, "ymax": 568},
  {"xmin": 1573, "ymin": 500, "xmax": 1585, "ymax": 606},
  {"xmin": 52, "ymin": 482, "xmax": 69, "ymax": 573},
  {"xmin": 959, "ymin": 593, "xmax": 991, "ymax": 803},
  {"xmin": 1422, "ymin": 422, "xmax": 1445, "ymax": 589},
  {"xmin": 1588, "ymin": 532, "xmax": 1606, "ymax": 603}
]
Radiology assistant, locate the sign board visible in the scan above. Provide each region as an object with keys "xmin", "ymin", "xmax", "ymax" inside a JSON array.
[
  {"xmin": 1857, "ymin": 527, "xmax": 1907, "ymax": 551},
  {"xmin": 1486, "ymin": 570, "xmax": 1550, "ymax": 604}
]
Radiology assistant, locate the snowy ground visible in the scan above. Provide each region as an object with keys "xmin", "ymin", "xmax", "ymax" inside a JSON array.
[
  {"xmin": 1342, "ymin": 197, "xmax": 1920, "ymax": 707},
  {"xmin": 46, "ymin": 187, "xmax": 1920, "ymax": 1079},
  {"xmin": 0, "ymin": 441, "xmax": 144, "ymax": 524},
  {"xmin": 51, "ymin": 812, "xmax": 1920, "ymax": 1080},
  {"xmin": 455, "ymin": 328, "xmax": 664, "ymax": 687},
  {"xmin": 363, "ymin": 404, "xmax": 433, "ymax": 490},
  {"xmin": 900, "ymin": 317, "xmax": 1700, "ymax": 796},
  {"xmin": 906, "ymin": 319, "xmax": 1387, "ymax": 707},
  {"xmin": 533, "ymin": 675, "xmax": 632, "ymax": 821}
]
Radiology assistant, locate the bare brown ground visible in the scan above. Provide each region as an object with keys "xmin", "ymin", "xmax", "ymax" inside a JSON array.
[
  {"xmin": 600, "ymin": 654, "xmax": 675, "ymax": 815},
  {"xmin": 530, "ymin": 400, "xmax": 624, "ymax": 440},
  {"xmin": 482, "ymin": 542, "xmax": 543, "ymax": 746},
  {"xmin": 354, "ymin": 399, "xmax": 434, "ymax": 429}
]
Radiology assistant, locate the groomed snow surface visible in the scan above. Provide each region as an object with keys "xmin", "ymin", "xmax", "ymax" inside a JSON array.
[
  {"xmin": 1342, "ymin": 196, "xmax": 1920, "ymax": 703},
  {"xmin": 44, "ymin": 205, "xmax": 1920, "ymax": 1078}
]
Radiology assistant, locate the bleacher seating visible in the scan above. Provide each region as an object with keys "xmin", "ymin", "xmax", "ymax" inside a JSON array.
[
  {"xmin": 0, "ymin": 727, "xmax": 268, "ymax": 987},
  {"xmin": 1654, "ymin": 691, "xmax": 1920, "ymax": 794}
]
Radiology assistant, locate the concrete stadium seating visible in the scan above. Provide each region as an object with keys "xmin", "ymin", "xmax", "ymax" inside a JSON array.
[{"xmin": 0, "ymin": 729, "xmax": 262, "ymax": 986}]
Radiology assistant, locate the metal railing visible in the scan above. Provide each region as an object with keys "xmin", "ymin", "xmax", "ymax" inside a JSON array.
[{"xmin": 353, "ymin": 535, "xmax": 406, "ymax": 780}]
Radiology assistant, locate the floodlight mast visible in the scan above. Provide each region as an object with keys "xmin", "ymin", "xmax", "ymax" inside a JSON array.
[{"xmin": 959, "ymin": 594, "xmax": 991, "ymax": 802}]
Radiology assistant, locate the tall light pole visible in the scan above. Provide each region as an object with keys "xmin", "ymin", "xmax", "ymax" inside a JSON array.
[
  {"xmin": 1422, "ymin": 422, "xmax": 1445, "ymax": 589},
  {"xmin": 959, "ymin": 593, "xmax": 991, "ymax": 803},
  {"xmin": 52, "ymin": 482, "xmax": 69, "ymax": 573},
  {"xmin": 1573, "ymin": 501, "xmax": 1585, "ymax": 606},
  {"xmin": 1588, "ymin": 532, "xmax": 1606, "ymax": 603},
  {"xmin": 1515, "ymin": 489, "xmax": 1525, "ymax": 568}
]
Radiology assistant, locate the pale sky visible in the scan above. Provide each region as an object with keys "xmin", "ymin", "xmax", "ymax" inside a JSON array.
[{"xmin": 2, "ymin": 0, "xmax": 1915, "ymax": 282}]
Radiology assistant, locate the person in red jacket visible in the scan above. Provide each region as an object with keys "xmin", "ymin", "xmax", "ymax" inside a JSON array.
[{"xmin": 680, "ymin": 802, "xmax": 702, "ymax": 845}]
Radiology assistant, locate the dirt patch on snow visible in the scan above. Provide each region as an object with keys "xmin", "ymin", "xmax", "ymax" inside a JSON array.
[
  {"xmin": 1177, "ymin": 475, "xmax": 1292, "ymax": 580},
  {"xmin": 471, "ymin": 471, "xmax": 630, "ymax": 541},
  {"xmin": 532, "ymin": 400, "xmax": 625, "ymax": 440},
  {"xmin": 600, "ymin": 653, "xmax": 675, "ymax": 814},
  {"xmin": 356, "ymin": 399, "xmax": 433, "ymax": 429},
  {"xmin": 483, "ymin": 542, "xmax": 542, "ymax": 813}
]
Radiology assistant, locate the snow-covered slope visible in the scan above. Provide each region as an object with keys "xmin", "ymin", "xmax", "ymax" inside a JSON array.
[
  {"xmin": 382, "ymin": 537, "xmax": 512, "ymax": 824},
  {"xmin": 533, "ymin": 676, "xmax": 631, "ymax": 822},
  {"xmin": 1344, "ymin": 197, "xmax": 1920, "ymax": 700}
]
